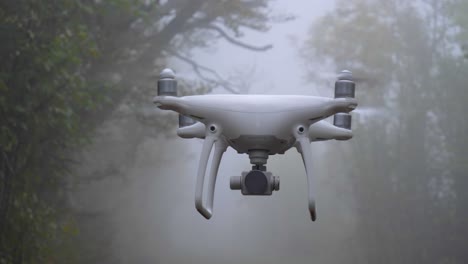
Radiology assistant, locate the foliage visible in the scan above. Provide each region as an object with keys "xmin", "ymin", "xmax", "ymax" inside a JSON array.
[{"xmin": 0, "ymin": 0, "xmax": 113, "ymax": 263}]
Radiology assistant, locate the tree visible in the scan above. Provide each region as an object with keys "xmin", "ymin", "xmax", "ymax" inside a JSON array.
[
  {"xmin": 0, "ymin": 0, "xmax": 285, "ymax": 263},
  {"xmin": 302, "ymin": 0, "xmax": 468, "ymax": 263},
  {"xmin": 0, "ymin": 1, "xmax": 111, "ymax": 262}
]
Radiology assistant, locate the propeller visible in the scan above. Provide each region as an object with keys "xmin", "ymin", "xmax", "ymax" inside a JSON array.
[
  {"xmin": 314, "ymin": 69, "xmax": 376, "ymax": 85},
  {"xmin": 353, "ymin": 106, "xmax": 387, "ymax": 117}
]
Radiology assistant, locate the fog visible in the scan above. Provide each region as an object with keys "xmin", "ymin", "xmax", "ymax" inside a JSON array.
[
  {"xmin": 2, "ymin": 0, "xmax": 467, "ymax": 263},
  {"xmin": 72, "ymin": 2, "xmax": 363, "ymax": 263},
  {"xmin": 70, "ymin": 1, "xmax": 468, "ymax": 263},
  {"xmin": 72, "ymin": 1, "xmax": 468, "ymax": 263}
]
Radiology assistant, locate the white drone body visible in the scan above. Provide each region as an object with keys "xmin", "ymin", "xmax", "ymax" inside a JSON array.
[{"xmin": 153, "ymin": 68, "xmax": 357, "ymax": 221}]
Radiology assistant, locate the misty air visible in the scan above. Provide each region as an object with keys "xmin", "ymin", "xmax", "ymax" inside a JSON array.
[{"xmin": 1, "ymin": 1, "xmax": 467, "ymax": 263}]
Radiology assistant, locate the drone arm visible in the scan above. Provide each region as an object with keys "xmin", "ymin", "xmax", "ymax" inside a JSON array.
[
  {"xmin": 153, "ymin": 96, "xmax": 187, "ymax": 112},
  {"xmin": 295, "ymin": 134, "xmax": 317, "ymax": 221},
  {"xmin": 299, "ymin": 97, "xmax": 357, "ymax": 126},
  {"xmin": 308, "ymin": 121, "xmax": 353, "ymax": 141},
  {"xmin": 194, "ymin": 134, "xmax": 227, "ymax": 219},
  {"xmin": 177, "ymin": 122, "xmax": 206, "ymax": 139},
  {"xmin": 328, "ymin": 97, "xmax": 358, "ymax": 115}
]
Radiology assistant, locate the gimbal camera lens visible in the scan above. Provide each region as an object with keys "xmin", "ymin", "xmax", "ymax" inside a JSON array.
[{"xmin": 244, "ymin": 170, "xmax": 268, "ymax": 195}]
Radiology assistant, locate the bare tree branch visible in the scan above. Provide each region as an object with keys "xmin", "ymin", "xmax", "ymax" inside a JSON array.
[
  {"xmin": 202, "ymin": 24, "xmax": 273, "ymax": 51},
  {"xmin": 165, "ymin": 49, "xmax": 240, "ymax": 94}
]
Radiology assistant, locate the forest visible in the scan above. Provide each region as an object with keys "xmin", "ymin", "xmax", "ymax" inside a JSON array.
[{"xmin": 1, "ymin": 0, "xmax": 467, "ymax": 263}]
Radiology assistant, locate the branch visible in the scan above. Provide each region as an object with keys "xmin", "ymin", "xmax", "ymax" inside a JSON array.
[
  {"xmin": 202, "ymin": 24, "xmax": 273, "ymax": 51},
  {"xmin": 165, "ymin": 49, "xmax": 240, "ymax": 94}
]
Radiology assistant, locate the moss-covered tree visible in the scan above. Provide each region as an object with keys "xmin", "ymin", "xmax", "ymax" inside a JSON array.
[{"xmin": 0, "ymin": 0, "xmax": 284, "ymax": 263}]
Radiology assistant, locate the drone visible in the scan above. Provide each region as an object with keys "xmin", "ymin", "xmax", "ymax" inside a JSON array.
[{"xmin": 153, "ymin": 68, "xmax": 357, "ymax": 221}]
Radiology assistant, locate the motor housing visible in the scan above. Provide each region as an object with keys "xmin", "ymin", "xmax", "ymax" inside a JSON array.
[
  {"xmin": 333, "ymin": 70, "xmax": 355, "ymax": 130},
  {"xmin": 157, "ymin": 68, "xmax": 177, "ymax": 96},
  {"xmin": 333, "ymin": 113, "xmax": 352, "ymax": 130},
  {"xmin": 179, "ymin": 115, "xmax": 196, "ymax": 128},
  {"xmin": 335, "ymin": 72, "xmax": 355, "ymax": 98}
]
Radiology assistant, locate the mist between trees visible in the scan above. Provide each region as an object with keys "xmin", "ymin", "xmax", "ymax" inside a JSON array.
[{"xmin": 1, "ymin": 0, "xmax": 467, "ymax": 263}]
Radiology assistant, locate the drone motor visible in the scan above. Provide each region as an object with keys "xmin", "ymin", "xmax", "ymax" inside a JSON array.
[
  {"xmin": 335, "ymin": 69, "xmax": 355, "ymax": 98},
  {"xmin": 159, "ymin": 69, "xmax": 198, "ymax": 129},
  {"xmin": 333, "ymin": 70, "xmax": 355, "ymax": 130},
  {"xmin": 333, "ymin": 113, "xmax": 352, "ymax": 130},
  {"xmin": 157, "ymin": 68, "xmax": 177, "ymax": 96},
  {"xmin": 179, "ymin": 115, "xmax": 196, "ymax": 128}
]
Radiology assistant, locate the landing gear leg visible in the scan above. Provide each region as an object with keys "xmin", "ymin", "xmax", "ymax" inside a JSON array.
[{"xmin": 295, "ymin": 129, "xmax": 317, "ymax": 221}]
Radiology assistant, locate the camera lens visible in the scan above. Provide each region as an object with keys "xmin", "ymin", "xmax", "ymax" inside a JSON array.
[{"xmin": 244, "ymin": 170, "xmax": 268, "ymax": 195}]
